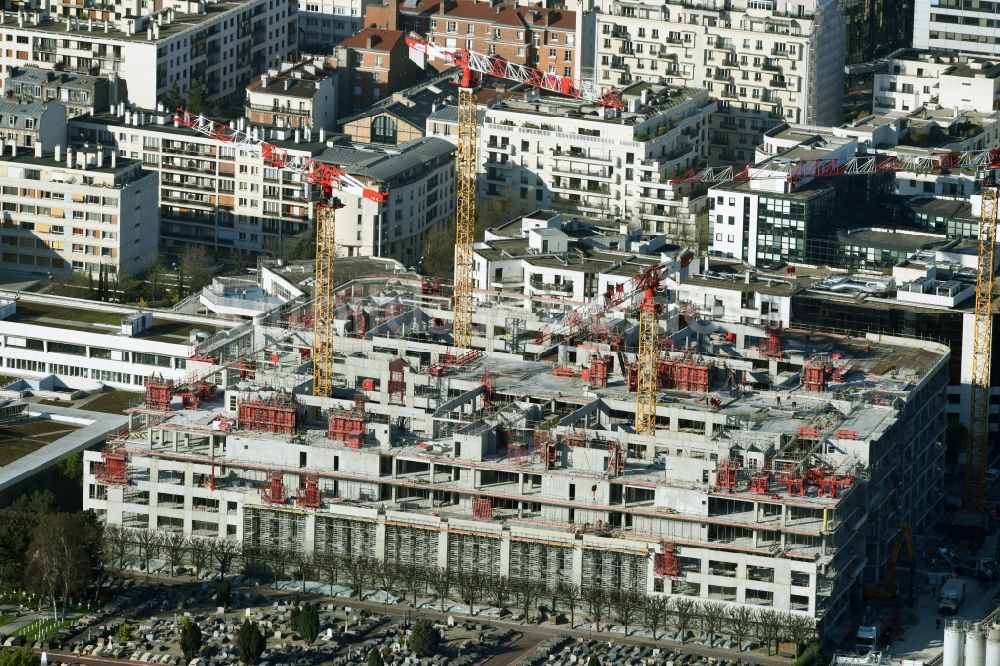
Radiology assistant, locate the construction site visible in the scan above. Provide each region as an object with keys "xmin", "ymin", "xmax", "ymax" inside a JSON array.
[{"xmin": 82, "ymin": 263, "xmax": 951, "ymax": 640}]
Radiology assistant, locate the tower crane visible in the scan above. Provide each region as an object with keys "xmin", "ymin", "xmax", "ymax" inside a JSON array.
[
  {"xmin": 405, "ymin": 38, "xmax": 624, "ymax": 348},
  {"xmin": 635, "ymin": 287, "xmax": 659, "ymax": 435},
  {"xmin": 676, "ymin": 147, "xmax": 1000, "ymax": 520},
  {"xmin": 174, "ymin": 110, "xmax": 388, "ymax": 398}
]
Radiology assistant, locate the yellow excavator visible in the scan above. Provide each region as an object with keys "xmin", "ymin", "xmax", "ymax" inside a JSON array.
[{"xmin": 863, "ymin": 520, "xmax": 915, "ymax": 602}]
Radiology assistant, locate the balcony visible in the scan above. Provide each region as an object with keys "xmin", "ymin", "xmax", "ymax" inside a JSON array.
[
  {"xmin": 713, "ymin": 71, "xmax": 733, "ymax": 82},
  {"xmin": 245, "ymin": 103, "xmax": 311, "ymax": 117},
  {"xmin": 771, "ymin": 78, "xmax": 787, "ymax": 88},
  {"xmin": 762, "ymin": 61, "xmax": 782, "ymax": 72},
  {"xmin": 529, "ymin": 278, "xmax": 573, "ymax": 293}
]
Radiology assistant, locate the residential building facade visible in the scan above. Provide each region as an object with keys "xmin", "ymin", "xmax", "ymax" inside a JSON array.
[
  {"xmin": 913, "ymin": 0, "xmax": 1000, "ymax": 58},
  {"xmin": 244, "ymin": 60, "xmax": 339, "ymax": 131},
  {"xmin": 428, "ymin": 83, "xmax": 715, "ymax": 239},
  {"xmin": 299, "ymin": 0, "xmax": 369, "ymax": 51},
  {"xmin": 0, "ymin": 143, "xmax": 158, "ymax": 276},
  {"xmin": 0, "ymin": 0, "xmax": 297, "ymax": 109},
  {"xmin": 0, "ymin": 99, "xmax": 66, "ymax": 149},
  {"xmin": 337, "ymin": 28, "xmax": 417, "ymax": 114},
  {"xmin": 3, "ymin": 67, "xmax": 121, "ymax": 117},
  {"xmin": 590, "ymin": 0, "xmax": 846, "ymax": 164},
  {"xmin": 340, "ymin": 72, "xmax": 453, "ymax": 146},
  {"xmin": 873, "ymin": 50, "xmax": 1000, "ymax": 115},
  {"xmin": 427, "ymin": 0, "xmax": 577, "ymax": 77}
]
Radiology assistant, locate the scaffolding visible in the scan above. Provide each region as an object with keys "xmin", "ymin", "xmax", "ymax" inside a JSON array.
[
  {"xmin": 384, "ymin": 524, "xmax": 439, "ymax": 566},
  {"xmin": 447, "ymin": 532, "xmax": 501, "ymax": 573},
  {"xmin": 607, "ymin": 441, "xmax": 626, "ymax": 477},
  {"xmin": 388, "ymin": 357, "xmax": 406, "ymax": 405},
  {"xmin": 260, "ymin": 471, "xmax": 286, "ymax": 504},
  {"xmin": 715, "ymin": 457, "xmax": 740, "ymax": 491},
  {"xmin": 314, "ymin": 516, "xmax": 376, "ymax": 557},
  {"xmin": 581, "ymin": 548, "xmax": 646, "ymax": 593},
  {"xmin": 472, "ymin": 496, "xmax": 494, "ymax": 520},
  {"xmin": 243, "ymin": 506, "xmax": 307, "ymax": 553},
  {"xmin": 588, "ymin": 354, "xmax": 611, "ymax": 388},
  {"xmin": 144, "ymin": 376, "xmax": 174, "ymax": 410},
  {"xmin": 239, "ymin": 393, "xmax": 299, "ymax": 434},
  {"xmin": 760, "ymin": 323, "xmax": 784, "ymax": 358},
  {"xmin": 653, "ymin": 542, "xmax": 680, "ymax": 577},
  {"xmin": 328, "ymin": 397, "xmax": 367, "ymax": 448},
  {"xmin": 296, "ymin": 474, "xmax": 322, "ymax": 508},
  {"xmin": 508, "ymin": 540, "xmax": 573, "ymax": 588},
  {"xmin": 95, "ymin": 449, "xmax": 129, "ymax": 486},
  {"xmin": 803, "ymin": 354, "xmax": 833, "ymax": 392}
]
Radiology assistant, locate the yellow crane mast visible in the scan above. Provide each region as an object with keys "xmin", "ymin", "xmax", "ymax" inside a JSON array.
[
  {"xmin": 312, "ymin": 205, "xmax": 337, "ymax": 397},
  {"xmin": 453, "ymin": 86, "xmax": 478, "ymax": 349},
  {"xmin": 635, "ymin": 288, "xmax": 659, "ymax": 435},
  {"xmin": 964, "ymin": 186, "xmax": 998, "ymax": 513}
]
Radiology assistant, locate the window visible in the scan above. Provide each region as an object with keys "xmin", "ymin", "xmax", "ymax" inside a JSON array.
[{"xmin": 371, "ymin": 116, "xmax": 397, "ymax": 144}]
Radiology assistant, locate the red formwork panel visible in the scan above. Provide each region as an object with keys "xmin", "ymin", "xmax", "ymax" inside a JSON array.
[
  {"xmin": 239, "ymin": 394, "xmax": 299, "ymax": 434},
  {"xmin": 472, "ymin": 496, "xmax": 493, "ymax": 520},
  {"xmin": 145, "ymin": 377, "xmax": 174, "ymax": 410},
  {"xmin": 389, "ymin": 357, "xmax": 406, "ymax": 405},
  {"xmin": 653, "ymin": 542, "xmax": 680, "ymax": 577},
  {"xmin": 95, "ymin": 450, "xmax": 129, "ymax": 486},
  {"xmin": 296, "ymin": 474, "xmax": 321, "ymax": 508},
  {"xmin": 261, "ymin": 471, "xmax": 286, "ymax": 504}
]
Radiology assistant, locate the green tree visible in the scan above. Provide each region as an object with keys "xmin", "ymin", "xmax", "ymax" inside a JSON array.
[
  {"xmin": 0, "ymin": 646, "xmax": 39, "ymax": 666},
  {"xmin": 180, "ymin": 244, "xmax": 212, "ymax": 295},
  {"xmin": 216, "ymin": 578, "xmax": 232, "ymax": 608},
  {"xmin": 187, "ymin": 78, "xmax": 210, "ymax": 115},
  {"xmin": 180, "ymin": 618, "xmax": 203, "ymax": 661},
  {"xmin": 144, "ymin": 259, "xmax": 167, "ymax": 304},
  {"xmin": 420, "ymin": 222, "xmax": 454, "ymax": 278},
  {"xmin": 236, "ymin": 619, "xmax": 266, "ymax": 665},
  {"xmin": 297, "ymin": 602, "xmax": 319, "ymax": 644},
  {"xmin": 117, "ymin": 623, "xmax": 132, "ymax": 642},
  {"xmin": 587, "ymin": 656, "xmax": 600, "ymax": 666},
  {"xmin": 409, "ymin": 619, "xmax": 441, "ymax": 658},
  {"xmin": 166, "ymin": 80, "xmax": 183, "ymax": 111},
  {"xmin": 366, "ymin": 649, "xmax": 385, "ymax": 666}
]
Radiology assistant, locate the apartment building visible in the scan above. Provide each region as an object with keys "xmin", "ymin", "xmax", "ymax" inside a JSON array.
[
  {"xmin": 472, "ymin": 208, "xmax": 690, "ymax": 305},
  {"xmin": 428, "ymin": 82, "xmax": 714, "ymax": 239},
  {"xmin": 340, "ymin": 72, "xmax": 453, "ymax": 146},
  {"xmin": 590, "ymin": 0, "xmax": 845, "ymax": 164},
  {"xmin": 0, "ymin": 98, "xmax": 66, "ymax": 149},
  {"xmin": 0, "ymin": 142, "xmax": 158, "ymax": 276},
  {"xmin": 873, "ymin": 50, "xmax": 1000, "ymax": 115},
  {"xmin": 83, "ymin": 268, "xmax": 949, "ymax": 640},
  {"xmin": 299, "ymin": 0, "xmax": 368, "ymax": 51},
  {"xmin": 244, "ymin": 60, "xmax": 339, "ymax": 131},
  {"xmin": 914, "ymin": 0, "xmax": 1000, "ymax": 58},
  {"xmin": 337, "ymin": 28, "xmax": 417, "ymax": 114},
  {"xmin": 3, "ymin": 66, "xmax": 121, "ymax": 118},
  {"xmin": 0, "ymin": 0, "xmax": 297, "ymax": 109},
  {"xmin": 426, "ymin": 0, "xmax": 577, "ymax": 77},
  {"xmin": 69, "ymin": 108, "xmax": 455, "ymax": 263}
]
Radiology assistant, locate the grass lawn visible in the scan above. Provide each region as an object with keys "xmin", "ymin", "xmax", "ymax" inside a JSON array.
[
  {"xmin": 12, "ymin": 616, "xmax": 76, "ymax": 639},
  {"xmin": 0, "ymin": 616, "xmax": 13, "ymax": 627},
  {"xmin": 0, "ymin": 419, "xmax": 81, "ymax": 466},
  {"xmin": 80, "ymin": 390, "xmax": 140, "ymax": 415},
  {"xmin": 10, "ymin": 303, "xmax": 122, "ymax": 332},
  {"xmin": 145, "ymin": 320, "xmax": 214, "ymax": 343}
]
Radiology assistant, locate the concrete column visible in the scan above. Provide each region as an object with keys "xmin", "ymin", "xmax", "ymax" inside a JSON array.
[
  {"xmin": 304, "ymin": 513, "xmax": 317, "ymax": 555},
  {"xmin": 437, "ymin": 523, "xmax": 449, "ymax": 571},
  {"xmin": 499, "ymin": 526, "xmax": 511, "ymax": 578},
  {"xmin": 374, "ymin": 513, "xmax": 386, "ymax": 561},
  {"xmin": 571, "ymin": 539, "xmax": 584, "ymax": 589}
]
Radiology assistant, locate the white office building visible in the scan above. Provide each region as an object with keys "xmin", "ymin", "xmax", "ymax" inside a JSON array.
[
  {"xmin": 914, "ymin": 0, "xmax": 1000, "ymax": 58},
  {"xmin": 874, "ymin": 50, "xmax": 1000, "ymax": 115}
]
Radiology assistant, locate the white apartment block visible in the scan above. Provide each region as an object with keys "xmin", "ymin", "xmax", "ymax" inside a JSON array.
[
  {"xmin": 589, "ymin": 0, "xmax": 845, "ymax": 164},
  {"xmin": 472, "ymin": 208, "xmax": 691, "ymax": 305},
  {"xmin": 914, "ymin": 0, "xmax": 1000, "ymax": 58},
  {"xmin": 0, "ymin": 0, "xmax": 297, "ymax": 109},
  {"xmin": 299, "ymin": 0, "xmax": 367, "ymax": 51},
  {"xmin": 69, "ymin": 108, "xmax": 455, "ymax": 263},
  {"xmin": 428, "ymin": 83, "xmax": 715, "ymax": 239},
  {"xmin": 874, "ymin": 50, "xmax": 1000, "ymax": 115},
  {"xmin": 0, "ymin": 142, "xmax": 158, "ymax": 276}
]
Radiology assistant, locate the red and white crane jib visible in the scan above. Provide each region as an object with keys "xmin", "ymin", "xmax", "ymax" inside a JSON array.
[
  {"xmin": 404, "ymin": 37, "xmax": 624, "ymax": 109},
  {"xmin": 173, "ymin": 109, "xmax": 387, "ymax": 204},
  {"xmin": 670, "ymin": 147, "xmax": 1000, "ymax": 185}
]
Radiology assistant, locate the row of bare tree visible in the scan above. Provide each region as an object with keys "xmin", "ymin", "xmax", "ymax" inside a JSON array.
[{"xmin": 104, "ymin": 527, "xmax": 815, "ymax": 655}]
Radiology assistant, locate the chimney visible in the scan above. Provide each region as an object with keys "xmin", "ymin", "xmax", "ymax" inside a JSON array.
[
  {"xmin": 124, "ymin": 110, "xmax": 131, "ymax": 124},
  {"xmin": 34, "ymin": 142, "xmax": 41, "ymax": 158},
  {"xmin": 65, "ymin": 146, "xmax": 72, "ymax": 167},
  {"xmin": 283, "ymin": 78, "xmax": 291, "ymax": 91},
  {"xmin": 54, "ymin": 144, "xmax": 61, "ymax": 162},
  {"xmin": 152, "ymin": 21, "xmax": 159, "ymax": 39},
  {"xmin": 88, "ymin": 17, "xmax": 92, "ymax": 31},
  {"xmin": 294, "ymin": 128, "xmax": 301, "ymax": 143},
  {"xmin": 261, "ymin": 73, "xmax": 269, "ymax": 88},
  {"xmin": 367, "ymin": 33, "xmax": 376, "ymax": 48},
  {"xmin": 17, "ymin": 11, "xmax": 23, "ymax": 27},
  {"xmin": 147, "ymin": 26, "xmax": 152, "ymax": 39},
  {"xmin": 8, "ymin": 141, "xmax": 15, "ymax": 157},
  {"xmin": 111, "ymin": 151, "xmax": 117, "ymax": 168},
  {"xmin": 104, "ymin": 20, "xmax": 109, "ymax": 33},
  {"xmin": 319, "ymin": 127, "xmax": 326, "ymax": 142},
  {"xmin": 97, "ymin": 149, "xmax": 104, "ymax": 167}
]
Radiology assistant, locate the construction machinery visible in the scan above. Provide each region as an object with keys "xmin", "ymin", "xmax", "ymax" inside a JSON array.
[
  {"xmin": 174, "ymin": 110, "xmax": 387, "ymax": 397},
  {"xmin": 863, "ymin": 519, "xmax": 915, "ymax": 602},
  {"xmin": 404, "ymin": 38, "xmax": 623, "ymax": 348}
]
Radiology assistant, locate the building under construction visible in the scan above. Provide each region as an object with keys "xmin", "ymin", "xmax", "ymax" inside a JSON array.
[{"xmin": 82, "ymin": 268, "xmax": 949, "ymax": 638}]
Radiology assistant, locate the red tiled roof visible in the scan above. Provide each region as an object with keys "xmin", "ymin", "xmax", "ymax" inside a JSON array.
[
  {"xmin": 341, "ymin": 27, "xmax": 405, "ymax": 51},
  {"xmin": 439, "ymin": 0, "xmax": 575, "ymax": 30}
]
